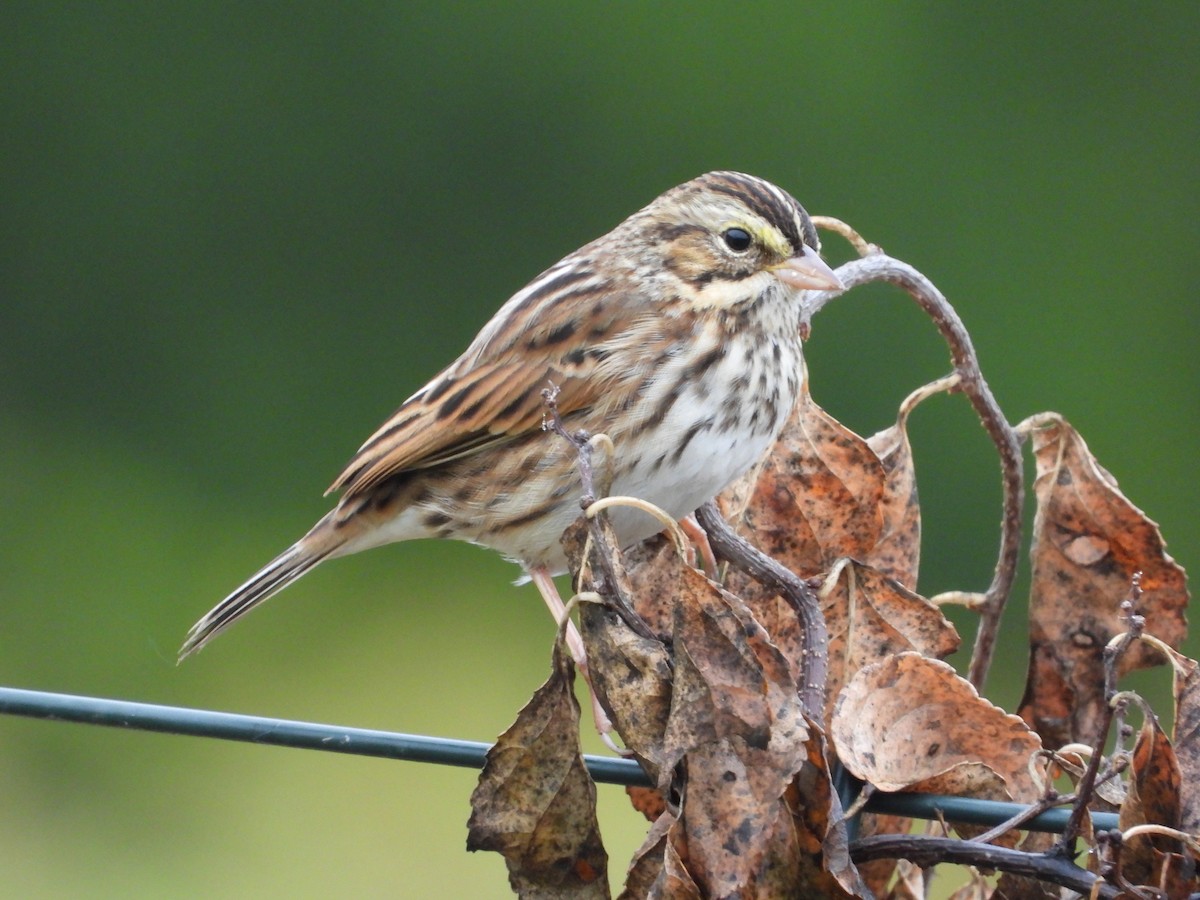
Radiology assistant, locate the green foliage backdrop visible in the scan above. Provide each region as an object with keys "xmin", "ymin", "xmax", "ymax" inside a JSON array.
[{"xmin": 2, "ymin": 5, "xmax": 1196, "ymax": 896}]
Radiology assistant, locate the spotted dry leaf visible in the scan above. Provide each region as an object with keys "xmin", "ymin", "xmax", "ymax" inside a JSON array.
[
  {"xmin": 657, "ymin": 836, "xmax": 702, "ymax": 900},
  {"xmin": 991, "ymin": 872, "xmax": 1058, "ymax": 900},
  {"xmin": 882, "ymin": 859, "xmax": 925, "ymax": 900},
  {"xmin": 1017, "ymin": 413, "xmax": 1189, "ymax": 749},
  {"xmin": 945, "ymin": 870, "xmax": 993, "ymax": 900},
  {"xmin": 1167, "ymin": 648, "xmax": 1200, "ymax": 835},
  {"xmin": 618, "ymin": 812, "xmax": 673, "ymax": 900},
  {"xmin": 1147, "ymin": 852, "xmax": 1200, "ymax": 899},
  {"xmin": 1119, "ymin": 708, "xmax": 1185, "ymax": 887},
  {"xmin": 624, "ymin": 534, "xmax": 692, "ymax": 640},
  {"xmin": 624, "ymin": 786, "xmax": 668, "ymax": 823},
  {"xmin": 818, "ymin": 558, "xmax": 960, "ymax": 731},
  {"xmin": 718, "ymin": 375, "xmax": 885, "ymax": 579},
  {"xmin": 716, "ymin": 375, "xmax": 943, "ymax": 683},
  {"xmin": 784, "ymin": 732, "xmax": 872, "ymax": 899},
  {"xmin": 832, "ymin": 653, "xmax": 1043, "ymax": 804},
  {"xmin": 855, "ymin": 812, "xmax": 915, "ymax": 900},
  {"xmin": 657, "ymin": 563, "xmax": 814, "ymax": 897},
  {"xmin": 563, "ymin": 517, "xmax": 674, "ymax": 780},
  {"xmin": 736, "ymin": 800, "xmax": 861, "ymax": 900},
  {"xmin": 991, "ymin": 828, "xmax": 1062, "ymax": 899},
  {"xmin": 467, "ymin": 643, "xmax": 609, "ymax": 899},
  {"xmin": 577, "ymin": 598, "xmax": 673, "ymax": 780}
]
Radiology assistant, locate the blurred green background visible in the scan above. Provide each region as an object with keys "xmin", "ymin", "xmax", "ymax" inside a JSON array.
[{"xmin": 2, "ymin": 4, "xmax": 1196, "ymax": 897}]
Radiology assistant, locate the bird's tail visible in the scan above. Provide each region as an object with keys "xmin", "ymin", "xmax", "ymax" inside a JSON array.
[{"xmin": 179, "ymin": 512, "xmax": 346, "ymax": 660}]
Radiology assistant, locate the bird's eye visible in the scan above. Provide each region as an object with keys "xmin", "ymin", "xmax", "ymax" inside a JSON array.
[{"xmin": 722, "ymin": 228, "xmax": 753, "ymax": 252}]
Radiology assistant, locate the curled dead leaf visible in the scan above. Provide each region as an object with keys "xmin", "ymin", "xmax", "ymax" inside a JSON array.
[
  {"xmin": 819, "ymin": 558, "xmax": 960, "ymax": 731},
  {"xmin": 1165, "ymin": 648, "xmax": 1200, "ymax": 835},
  {"xmin": 657, "ymin": 569, "xmax": 811, "ymax": 896},
  {"xmin": 1016, "ymin": 413, "xmax": 1189, "ymax": 749},
  {"xmin": 719, "ymin": 374, "xmax": 885, "ymax": 579},
  {"xmin": 833, "ymin": 653, "xmax": 1043, "ymax": 804},
  {"xmin": 1119, "ymin": 703, "xmax": 1184, "ymax": 885},
  {"xmin": 467, "ymin": 644, "xmax": 609, "ymax": 899}
]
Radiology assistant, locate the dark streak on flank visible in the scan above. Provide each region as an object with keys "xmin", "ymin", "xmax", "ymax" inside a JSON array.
[
  {"xmin": 631, "ymin": 380, "xmax": 685, "ymax": 438},
  {"xmin": 719, "ymin": 393, "xmax": 741, "ymax": 430},
  {"xmin": 671, "ymin": 415, "xmax": 714, "ymax": 464},
  {"xmin": 494, "ymin": 501, "xmax": 558, "ymax": 532},
  {"xmin": 684, "ymin": 344, "xmax": 728, "ymax": 380}
]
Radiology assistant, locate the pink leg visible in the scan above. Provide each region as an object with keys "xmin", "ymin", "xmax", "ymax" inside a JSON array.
[
  {"xmin": 529, "ymin": 567, "xmax": 589, "ymax": 668},
  {"xmin": 679, "ymin": 514, "xmax": 719, "ymax": 579},
  {"xmin": 528, "ymin": 566, "xmax": 620, "ymax": 748}
]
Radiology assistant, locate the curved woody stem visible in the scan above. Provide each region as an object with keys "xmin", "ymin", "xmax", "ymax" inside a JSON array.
[{"xmin": 805, "ymin": 230, "xmax": 1024, "ymax": 690}]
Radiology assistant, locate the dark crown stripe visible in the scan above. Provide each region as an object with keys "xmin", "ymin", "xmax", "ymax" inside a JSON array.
[{"xmin": 703, "ymin": 172, "xmax": 811, "ymax": 253}]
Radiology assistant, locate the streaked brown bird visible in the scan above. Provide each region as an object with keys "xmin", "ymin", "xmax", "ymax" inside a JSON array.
[{"xmin": 181, "ymin": 171, "xmax": 842, "ymax": 665}]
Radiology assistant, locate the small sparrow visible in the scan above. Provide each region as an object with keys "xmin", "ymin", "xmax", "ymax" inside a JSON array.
[{"xmin": 180, "ymin": 172, "xmax": 841, "ymax": 661}]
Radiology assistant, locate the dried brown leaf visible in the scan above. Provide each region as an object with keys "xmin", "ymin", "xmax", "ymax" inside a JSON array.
[
  {"xmin": 1167, "ymin": 649, "xmax": 1200, "ymax": 835},
  {"xmin": 467, "ymin": 645, "xmax": 609, "ymax": 899},
  {"xmin": 657, "ymin": 835, "xmax": 702, "ymax": 900},
  {"xmin": 624, "ymin": 535, "xmax": 686, "ymax": 639},
  {"xmin": 618, "ymin": 812, "xmax": 673, "ymax": 900},
  {"xmin": 1120, "ymin": 708, "xmax": 1184, "ymax": 884},
  {"xmin": 882, "ymin": 859, "xmax": 926, "ymax": 900},
  {"xmin": 833, "ymin": 653, "xmax": 1043, "ymax": 803},
  {"xmin": 991, "ymin": 829, "xmax": 1060, "ymax": 898},
  {"xmin": 625, "ymin": 786, "xmax": 668, "ymax": 823},
  {"xmin": 855, "ymin": 813, "xmax": 915, "ymax": 899},
  {"xmin": 783, "ymin": 730, "xmax": 872, "ymax": 899},
  {"xmin": 719, "ymin": 377, "xmax": 884, "ymax": 579},
  {"xmin": 819, "ymin": 558, "xmax": 960, "ymax": 730},
  {"xmin": 577, "ymin": 598, "xmax": 673, "ymax": 779},
  {"xmin": 717, "ymin": 378, "xmax": 943, "ymax": 690},
  {"xmin": 1018, "ymin": 414, "xmax": 1189, "ymax": 748},
  {"xmin": 991, "ymin": 870, "xmax": 1059, "ymax": 899},
  {"xmin": 946, "ymin": 870, "xmax": 993, "ymax": 900},
  {"xmin": 657, "ymin": 566, "xmax": 812, "ymax": 896},
  {"xmin": 1147, "ymin": 851, "xmax": 1200, "ymax": 899}
]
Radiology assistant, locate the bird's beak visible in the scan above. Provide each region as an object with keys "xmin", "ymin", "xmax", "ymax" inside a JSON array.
[{"xmin": 774, "ymin": 245, "xmax": 843, "ymax": 292}]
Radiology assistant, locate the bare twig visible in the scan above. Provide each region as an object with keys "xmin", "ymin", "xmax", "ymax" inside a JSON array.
[
  {"xmin": 804, "ymin": 247, "xmax": 1023, "ymax": 690},
  {"xmin": 696, "ymin": 501, "xmax": 828, "ymax": 719},
  {"xmin": 542, "ymin": 386, "xmax": 655, "ymax": 641},
  {"xmin": 849, "ymin": 834, "xmax": 1120, "ymax": 898},
  {"xmin": 811, "ymin": 215, "xmax": 879, "ymax": 259},
  {"xmin": 969, "ymin": 791, "xmax": 1063, "ymax": 846}
]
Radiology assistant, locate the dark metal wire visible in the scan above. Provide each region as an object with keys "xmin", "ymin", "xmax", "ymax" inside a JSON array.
[{"xmin": 0, "ymin": 685, "xmax": 1118, "ymax": 833}]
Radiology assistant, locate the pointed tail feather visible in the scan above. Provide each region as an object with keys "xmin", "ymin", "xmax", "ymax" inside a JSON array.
[{"xmin": 179, "ymin": 516, "xmax": 346, "ymax": 660}]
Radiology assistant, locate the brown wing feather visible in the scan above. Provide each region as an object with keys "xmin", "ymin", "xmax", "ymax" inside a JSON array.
[
  {"xmin": 326, "ymin": 358, "xmax": 600, "ymax": 499},
  {"xmin": 326, "ymin": 244, "xmax": 638, "ymax": 500}
]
